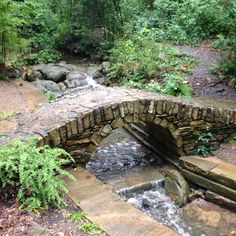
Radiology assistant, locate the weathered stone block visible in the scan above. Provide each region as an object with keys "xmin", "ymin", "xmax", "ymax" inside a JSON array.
[
  {"xmin": 112, "ymin": 104, "xmax": 120, "ymax": 118},
  {"xmin": 148, "ymin": 100, "xmax": 156, "ymax": 114},
  {"xmin": 160, "ymin": 119, "xmax": 168, "ymax": 128},
  {"xmin": 205, "ymin": 190, "xmax": 236, "ymax": 211},
  {"xmin": 90, "ymin": 133, "xmax": 103, "ymax": 145},
  {"xmin": 165, "ymin": 169, "xmax": 190, "ymax": 207},
  {"xmin": 66, "ymin": 122, "xmax": 72, "ymax": 139},
  {"xmin": 127, "ymin": 101, "xmax": 135, "ymax": 114},
  {"xmin": 66, "ymin": 138, "xmax": 90, "ymax": 146},
  {"xmin": 103, "ymin": 107, "xmax": 114, "ymax": 121},
  {"xmin": 156, "ymin": 101, "xmax": 163, "ymax": 114},
  {"xmin": 77, "ymin": 116, "xmax": 84, "ymax": 134},
  {"xmin": 86, "ymin": 143, "xmax": 97, "ymax": 153},
  {"xmin": 70, "ymin": 119, "xmax": 78, "ymax": 136},
  {"xmin": 111, "ymin": 118, "xmax": 124, "ymax": 129},
  {"xmin": 124, "ymin": 115, "xmax": 133, "ymax": 123},
  {"xmin": 99, "ymin": 124, "xmax": 113, "ymax": 137},
  {"xmin": 147, "ymin": 114, "xmax": 155, "ymax": 122},
  {"xmin": 181, "ymin": 169, "xmax": 236, "ymax": 202},
  {"xmin": 139, "ymin": 114, "xmax": 147, "ymax": 122},
  {"xmin": 154, "ymin": 116, "xmax": 162, "ymax": 125},
  {"xmin": 83, "ymin": 114, "xmax": 91, "ymax": 129},
  {"xmin": 192, "ymin": 107, "xmax": 199, "ymax": 120},
  {"xmin": 48, "ymin": 128, "xmax": 61, "ymax": 146},
  {"xmin": 59, "ymin": 125, "xmax": 67, "ymax": 142}
]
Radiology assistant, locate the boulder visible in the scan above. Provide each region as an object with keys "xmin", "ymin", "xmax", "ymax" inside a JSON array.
[
  {"xmin": 34, "ymin": 64, "xmax": 71, "ymax": 82},
  {"xmin": 28, "ymin": 70, "xmax": 43, "ymax": 81},
  {"xmin": 63, "ymin": 71, "xmax": 89, "ymax": 89},
  {"xmin": 4, "ymin": 67, "xmax": 22, "ymax": 79},
  {"xmin": 66, "ymin": 71, "xmax": 87, "ymax": 81},
  {"xmin": 92, "ymin": 70, "xmax": 111, "ymax": 86},
  {"xmin": 31, "ymin": 79, "xmax": 62, "ymax": 96},
  {"xmin": 164, "ymin": 169, "xmax": 190, "ymax": 207},
  {"xmin": 87, "ymin": 64, "xmax": 103, "ymax": 76}
]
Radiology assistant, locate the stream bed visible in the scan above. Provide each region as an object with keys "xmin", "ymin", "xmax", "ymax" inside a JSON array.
[{"xmin": 86, "ymin": 128, "xmax": 236, "ymax": 236}]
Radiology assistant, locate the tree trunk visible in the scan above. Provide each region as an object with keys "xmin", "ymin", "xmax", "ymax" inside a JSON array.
[{"xmin": 0, "ymin": 63, "xmax": 6, "ymax": 74}]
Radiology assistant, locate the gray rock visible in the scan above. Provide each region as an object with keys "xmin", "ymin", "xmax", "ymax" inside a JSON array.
[
  {"xmin": 66, "ymin": 71, "xmax": 87, "ymax": 81},
  {"xmin": 41, "ymin": 80, "xmax": 61, "ymax": 93},
  {"xmin": 102, "ymin": 61, "xmax": 110, "ymax": 71},
  {"xmin": 87, "ymin": 64, "xmax": 103, "ymax": 76},
  {"xmin": 34, "ymin": 64, "xmax": 71, "ymax": 82},
  {"xmin": 92, "ymin": 70, "xmax": 111, "ymax": 86},
  {"xmin": 5, "ymin": 68, "xmax": 22, "ymax": 78},
  {"xmin": 64, "ymin": 71, "xmax": 88, "ymax": 89},
  {"xmin": 58, "ymin": 82, "xmax": 67, "ymax": 91},
  {"xmin": 164, "ymin": 169, "xmax": 190, "ymax": 207},
  {"xmin": 28, "ymin": 70, "xmax": 43, "ymax": 81},
  {"xmin": 205, "ymin": 190, "xmax": 236, "ymax": 211},
  {"xmin": 31, "ymin": 79, "xmax": 62, "ymax": 96},
  {"xmin": 31, "ymin": 79, "xmax": 47, "ymax": 93}
]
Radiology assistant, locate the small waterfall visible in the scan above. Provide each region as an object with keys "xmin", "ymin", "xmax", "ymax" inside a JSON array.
[{"xmin": 119, "ymin": 180, "xmax": 207, "ymax": 236}]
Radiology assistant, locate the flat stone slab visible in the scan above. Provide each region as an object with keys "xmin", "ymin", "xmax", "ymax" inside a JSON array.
[
  {"xmin": 64, "ymin": 167, "xmax": 177, "ymax": 236},
  {"xmin": 181, "ymin": 169, "xmax": 236, "ymax": 201},
  {"xmin": 180, "ymin": 156, "xmax": 236, "ymax": 190},
  {"xmin": 209, "ymin": 162, "xmax": 236, "ymax": 190}
]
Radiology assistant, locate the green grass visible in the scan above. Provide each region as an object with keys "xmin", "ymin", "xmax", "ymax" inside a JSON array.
[
  {"xmin": 68, "ymin": 211, "xmax": 87, "ymax": 222},
  {"xmin": 0, "ymin": 111, "xmax": 16, "ymax": 121},
  {"xmin": 44, "ymin": 91, "xmax": 56, "ymax": 101},
  {"xmin": 81, "ymin": 223, "xmax": 104, "ymax": 236}
]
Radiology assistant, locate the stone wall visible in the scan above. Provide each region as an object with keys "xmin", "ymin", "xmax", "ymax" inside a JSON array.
[{"xmin": 36, "ymin": 98, "xmax": 236, "ymax": 162}]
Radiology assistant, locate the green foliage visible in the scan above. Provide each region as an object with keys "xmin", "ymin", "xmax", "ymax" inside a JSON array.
[
  {"xmin": 131, "ymin": 0, "xmax": 236, "ymax": 45},
  {"xmin": 0, "ymin": 0, "xmax": 28, "ymax": 69},
  {"xmin": 44, "ymin": 91, "xmax": 56, "ymax": 101},
  {"xmin": 225, "ymin": 133, "xmax": 236, "ymax": 144},
  {"xmin": 0, "ymin": 111, "xmax": 16, "ymax": 121},
  {"xmin": 108, "ymin": 28, "xmax": 195, "ymax": 96},
  {"xmin": 68, "ymin": 211, "xmax": 87, "ymax": 222},
  {"xmin": 212, "ymin": 30, "xmax": 236, "ymax": 82},
  {"xmin": 81, "ymin": 223, "xmax": 104, "ymax": 236},
  {"xmin": 195, "ymin": 131, "xmax": 215, "ymax": 157},
  {"xmin": 0, "ymin": 138, "xmax": 75, "ymax": 212}
]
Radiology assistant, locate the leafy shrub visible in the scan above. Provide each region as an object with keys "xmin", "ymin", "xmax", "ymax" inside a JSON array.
[
  {"xmin": 195, "ymin": 131, "xmax": 215, "ymax": 157},
  {"xmin": 0, "ymin": 138, "xmax": 75, "ymax": 212},
  {"xmin": 132, "ymin": 0, "xmax": 236, "ymax": 45},
  {"xmin": 108, "ymin": 28, "xmax": 195, "ymax": 97},
  {"xmin": 212, "ymin": 32, "xmax": 236, "ymax": 83},
  {"xmin": 24, "ymin": 49, "xmax": 61, "ymax": 65}
]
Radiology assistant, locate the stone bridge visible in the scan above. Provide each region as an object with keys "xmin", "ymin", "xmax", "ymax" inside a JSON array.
[{"xmin": 3, "ymin": 86, "xmax": 236, "ymax": 163}]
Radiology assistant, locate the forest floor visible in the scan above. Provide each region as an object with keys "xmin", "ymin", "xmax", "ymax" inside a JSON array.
[
  {"xmin": 0, "ymin": 44, "xmax": 236, "ymax": 235},
  {"xmin": 0, "ymin": 187, "xmax": 90, "ymax": 236},
  {"xmin": 176, "ymin": 44, "xmax": 236, "ymax": 101}
]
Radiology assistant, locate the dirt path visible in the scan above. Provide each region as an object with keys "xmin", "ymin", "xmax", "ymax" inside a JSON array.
[
  {"xmin": 0, "ymin": 79, "xmax": 48, "ymax": 136},
  {"xmin": 176, "ymin": 45, "xmax": 236, "ymax": 101}
]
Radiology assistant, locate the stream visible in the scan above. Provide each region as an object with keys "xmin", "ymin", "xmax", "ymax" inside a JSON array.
[{"xmin": 85, "ymin": 128, "xmax": 236, "ymax": 236}]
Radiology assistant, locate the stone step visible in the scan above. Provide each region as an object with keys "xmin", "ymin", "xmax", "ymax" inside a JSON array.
[
  {"xmin": 180, "ymin": 156, "xmax": 236, "ymax": 202},
  {"xmin": 63, "ymin": 167, "xmax": 177, "ymax": 236}
]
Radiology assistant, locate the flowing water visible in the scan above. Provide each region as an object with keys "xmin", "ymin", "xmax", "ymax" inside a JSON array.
[{"xmin": 85, "ymin": 128, "xmax": 236, "ymax": 236}]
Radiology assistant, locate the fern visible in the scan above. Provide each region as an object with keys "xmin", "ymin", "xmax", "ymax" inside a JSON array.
[{"xmin": 0, "ymin": 137, "xmax": 75, "ymax": 212}]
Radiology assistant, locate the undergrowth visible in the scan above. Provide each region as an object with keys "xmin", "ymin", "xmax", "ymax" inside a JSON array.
[
  {"xmin": 108, "ymin": 29, "xmax": 196, "ymax": 97},
  {"xmin": 0, "ymin": 137, "xmax": 75, "ymax": 212},
  {"xmin": 69, "ymin": 211, "xmax": 105, "ymax": 236}
]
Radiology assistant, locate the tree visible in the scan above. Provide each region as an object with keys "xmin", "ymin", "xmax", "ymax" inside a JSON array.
[{"xmin": 0, "ymin": 0, "xmax": 26, "ymax": 73}]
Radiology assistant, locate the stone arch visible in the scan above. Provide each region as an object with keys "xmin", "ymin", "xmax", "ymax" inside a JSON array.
[
  {"xmin": 37, "ymin": 98, "xmax": 236, "ymax": 163},
  {"xmin": 40, "ymin": 101, "xmax": 184, "ymax": 162}
]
